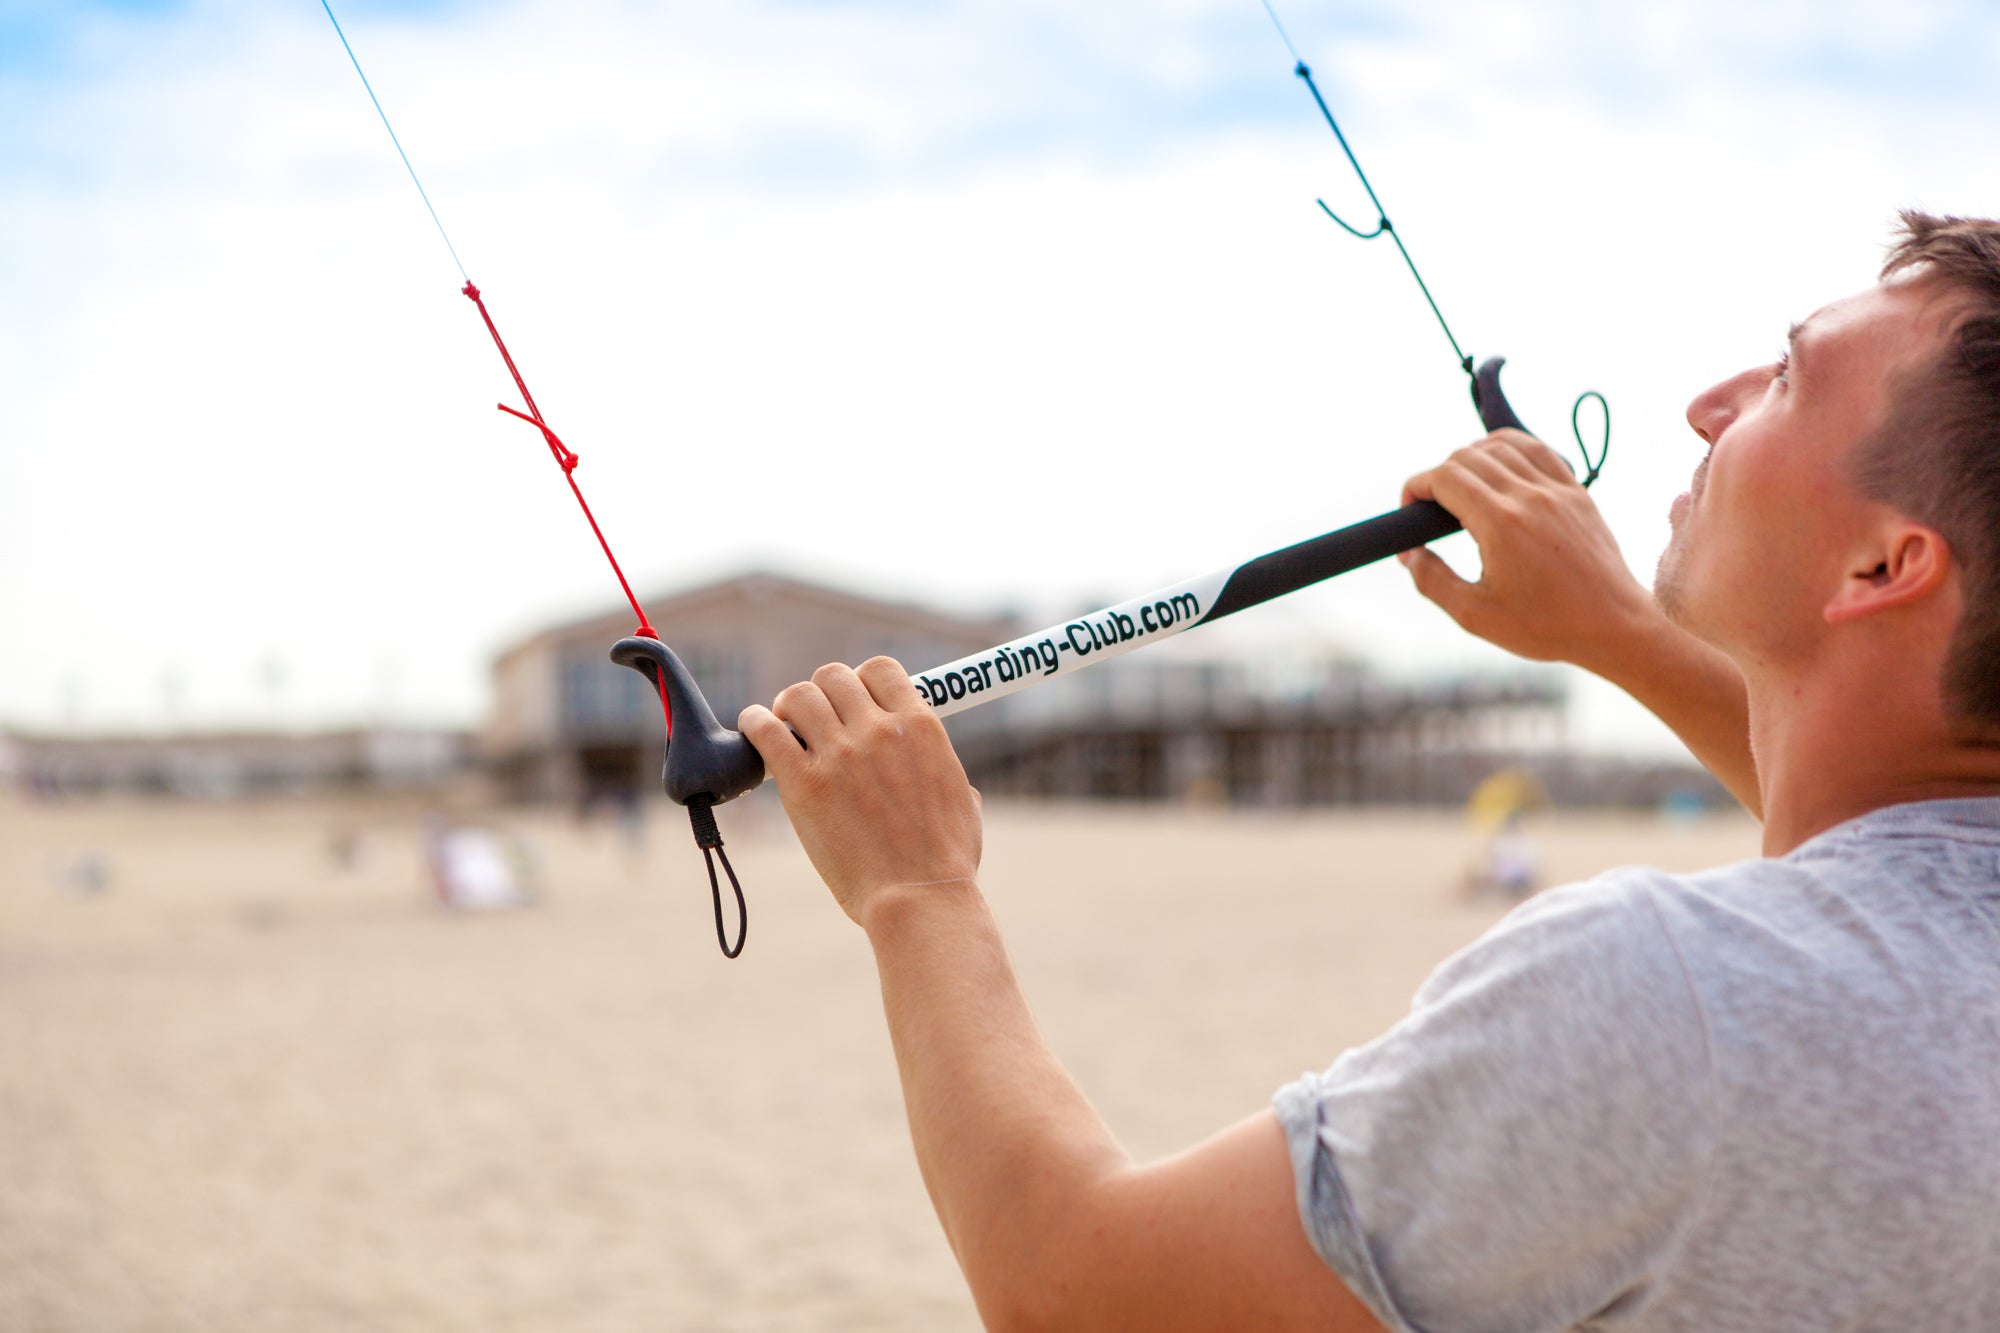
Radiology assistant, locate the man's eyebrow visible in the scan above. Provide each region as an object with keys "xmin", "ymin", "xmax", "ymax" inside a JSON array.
[{"xmin": 1785, "ymin": 319, "xmax": 1807, "ymax": 382}]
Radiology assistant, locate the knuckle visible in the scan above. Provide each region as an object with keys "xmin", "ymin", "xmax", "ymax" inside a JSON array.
[
  {"xmin": 1535, "ymin": 442, "xmax": 1581, "ymax": 482},
  {"xmin": 774, "ymin": 681, "xmax": 816, "ymax": 713},
  {"xmin": 811, "ymin": 661, "xmax": 850, "ymax": 687},
  {"xmin": 1431, "ymin": 463, "xmax": 1469, "ymax": 495}
]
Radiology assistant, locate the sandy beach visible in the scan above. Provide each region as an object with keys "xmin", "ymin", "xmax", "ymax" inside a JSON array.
[{"xmin": 0, "ymin": 792, "xmax": 1760, "ymax": 1331}]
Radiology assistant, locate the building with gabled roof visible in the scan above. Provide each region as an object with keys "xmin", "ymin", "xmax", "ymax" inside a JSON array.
[
  {"xmin": 485, "ymin": 570, "xmax": 1020, "ymax": 802},
  {"xmin": 483, "ymin": 569, "xmax": 1727, "ymax": 812}
]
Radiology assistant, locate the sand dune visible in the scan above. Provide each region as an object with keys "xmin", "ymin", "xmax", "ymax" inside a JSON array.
[{"xmin": 0, "ymin": 793, "xmax": 1759, "ymax": 1331}]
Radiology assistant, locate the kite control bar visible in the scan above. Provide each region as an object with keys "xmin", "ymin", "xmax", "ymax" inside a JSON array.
[
  {"xmin": 592, "ymin": 46, "xmax": 1623, "ymax": 956},
  {"xmin": 319, "ymin": 0, "xmax": 1608, "ymax": 961},
  {"xmin": 610, "ymin": 356, "xmax": 1576, "ymax": 815},
  {"xmin": 609, "ymin": 16, "xmax": 1606, "ymax": 959}
]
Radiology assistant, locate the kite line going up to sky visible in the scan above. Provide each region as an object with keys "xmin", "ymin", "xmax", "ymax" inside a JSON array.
[
  {"xmin": 316, "ymin": 0, "xmax": 1607, "ymax": 958},
  {"xmin": 319, "ymin": 0, "xmax": 745, "ymax": 948}
]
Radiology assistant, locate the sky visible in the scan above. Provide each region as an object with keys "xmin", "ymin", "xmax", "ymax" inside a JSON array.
[{"xmin": 2, "ymin": 0, "xmax": 1997, "ymax": 752}]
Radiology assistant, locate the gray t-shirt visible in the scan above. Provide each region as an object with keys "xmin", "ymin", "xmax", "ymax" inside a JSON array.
[{"xmin": 1274, "ymin": 797, "xmax": 2000, "ymax": 1332}]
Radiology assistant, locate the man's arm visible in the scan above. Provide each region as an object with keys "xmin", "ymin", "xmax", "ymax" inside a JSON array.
[
  {"xmin": 1400, "ymin": 432, "xmax": 1760, "ymax": 814},
  {"xmin": 740, "ymin": 660, "xmax": 1383, "ymax": 1333}
]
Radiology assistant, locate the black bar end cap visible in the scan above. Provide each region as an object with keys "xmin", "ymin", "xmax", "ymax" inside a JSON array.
[
  {"xmin": 610, "ymin": 636, "xmax": 766, "ymax": 807},
  {"xmin": 1471, "ymin": 356, "xmax": 1534, "ymax": 437}
]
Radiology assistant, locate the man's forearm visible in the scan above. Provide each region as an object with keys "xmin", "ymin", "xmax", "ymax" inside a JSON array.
[
  {"xmin": 1590, "ymin": 609, "xmax": 1760, "ymax": 815},
  {"xmin": 743, "ymin": 659, "xmax": 1382, "ymax": 1332},
  {"xmin": 861, "ymin": 878, "xmax": 1124, "ymax": 1328}
]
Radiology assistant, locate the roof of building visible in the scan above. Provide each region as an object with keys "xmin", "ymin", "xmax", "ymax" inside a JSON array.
[{"xmin": 491, "ymin": 568, "xmax": 1020, "ymax": 668}]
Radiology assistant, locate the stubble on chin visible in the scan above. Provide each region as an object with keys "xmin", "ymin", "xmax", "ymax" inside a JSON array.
[
  {"xmin": 1653, "ymin": 543, "xmax": 1688, "ymax": 625},
  {"xmin": 1655, "ymin": 458, "xmax": 1711, "ymax": 626}
]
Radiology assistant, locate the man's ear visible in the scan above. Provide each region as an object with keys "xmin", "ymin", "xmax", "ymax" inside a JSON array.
[{"xmin": 1824, "ymin": 522, "xmax": 1952, "ymax": 624}]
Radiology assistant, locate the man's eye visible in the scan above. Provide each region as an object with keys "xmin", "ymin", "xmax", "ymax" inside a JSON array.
[{"xmin": 1773, "ymin": 353, "xmax": 1791, "ymax": 385}]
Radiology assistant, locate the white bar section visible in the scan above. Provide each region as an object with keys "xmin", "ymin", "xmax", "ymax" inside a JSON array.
[{"xmin": 912, "ymin": 568, "xmax": 1233, "ymax": 719}]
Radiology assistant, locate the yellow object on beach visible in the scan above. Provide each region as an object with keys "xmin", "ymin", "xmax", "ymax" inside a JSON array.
[{"xmin": 1466, "ymin": 767, "xmax": 1548, "ymax": 833}]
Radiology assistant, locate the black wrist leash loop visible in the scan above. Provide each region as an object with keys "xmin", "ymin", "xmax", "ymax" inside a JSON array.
[{"xmin": 688, "ymin": 795, "xmax": 747, "ymax": 959}]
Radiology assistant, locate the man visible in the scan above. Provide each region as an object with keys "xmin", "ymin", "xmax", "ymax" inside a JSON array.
[{"xmin": 738, "ymin": 212, "xmax": 2000, "ymax": 1330}]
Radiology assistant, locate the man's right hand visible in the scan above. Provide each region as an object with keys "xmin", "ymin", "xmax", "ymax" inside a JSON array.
[
  {"xmin": 1399, "ymin": 430, "xmax": 1761, "ymax": 814},
  {"xmin": 1398, "ymin": 430, "xmax": 1655, "ymax": 672}
]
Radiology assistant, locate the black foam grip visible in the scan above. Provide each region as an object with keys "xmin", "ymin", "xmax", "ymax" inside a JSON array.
[
  {"xmin": 1206, "ymin": 359, "xmax": 1538, "ymax": 622},
  {"xmin": 1205, "ymin": 498, "xmax": 1462, "ymax": 623}
]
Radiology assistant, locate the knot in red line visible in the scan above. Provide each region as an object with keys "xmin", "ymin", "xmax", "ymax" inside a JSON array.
[
  {"xmin": 462, "ymin": 278, "xmax": 665, "ymax": 732},
  {"xmin": 541, "ymin": 427, "xmax": 579, "ymax": 475},
  {"xmin": 496, "ymin": 402, "xmax": 579, "ymax": 472}
]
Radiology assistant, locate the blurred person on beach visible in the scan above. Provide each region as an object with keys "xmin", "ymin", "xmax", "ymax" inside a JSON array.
[
  {"xmin": 1463, "ymin": 766, "xmax": 1547, "ymax": 900},
  {"xmin": 739, "ymin": 212, "xmax": 2000, "ymax": 1330},
  {"xmin": 422, "ymin": 815, "xmax": 535, "ymax": 912}
]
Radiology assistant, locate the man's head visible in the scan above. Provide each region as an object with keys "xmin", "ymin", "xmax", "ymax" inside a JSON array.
[
  {"xmin": 1657, "ymin": 212, "xmax": 2000, "ymax": 733},
  {"xmin": 1853, "ymin": 214, "xmax": 2000, "ymax": 730}
]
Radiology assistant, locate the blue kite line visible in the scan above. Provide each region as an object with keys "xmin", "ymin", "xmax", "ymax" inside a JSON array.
[
  {"xmin": 319, "ymin": 0, "xmax": 470, "ymax": 282},
  {"xmin": 1255, "ymin": 0, "xmax": 1303, "ymax": 64}
]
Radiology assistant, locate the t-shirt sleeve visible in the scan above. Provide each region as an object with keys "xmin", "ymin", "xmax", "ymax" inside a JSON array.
[{"xmin": 1272, "ymin": 872, "xmax": 1717, "ymax": 1333}]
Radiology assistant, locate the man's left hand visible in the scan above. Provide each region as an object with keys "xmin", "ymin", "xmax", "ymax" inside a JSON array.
[{"xmin": 739, "ymin": 657, "xmax": 982, "ymax": 928}]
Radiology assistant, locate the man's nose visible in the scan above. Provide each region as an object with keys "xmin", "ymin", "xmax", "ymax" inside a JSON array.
[{"xmin": 1684, "ymin": 366, "xmax": 1767, "ymax": 446}]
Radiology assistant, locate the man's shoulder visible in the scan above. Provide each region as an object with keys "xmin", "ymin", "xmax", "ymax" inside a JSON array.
[
  {"xmin": 1286, "ymin": 802, "xmax": 2000, "ymax": 1333},
  {"xmin": 1403, "ymin": 796, "xmax": 2000, "ymax": 1081},
  {"xmin": 1409, "ymin": 867, "xmax": 1709, "ymax": 1039},
  {"xmin": 1438, "ymin": 863, "xmax": 1725, "ymax": 981},
  {"xmin": 1413, "ymin": 850, "xmax": 1866, "ymax": 1045},
  {"xmin": 1622, "ymin": 796, "xmax": 2000, "ymax": 973},
  {"xmin": 1525, "ymin": 800, "xmax": 2000, "ymax": 1079},
  {"xmin": 1500, "ymin": 794, "xmax": 2000, "ymax": 974}
]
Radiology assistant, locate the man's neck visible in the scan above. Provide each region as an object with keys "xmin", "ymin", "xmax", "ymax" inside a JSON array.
[{"xmin": 1745, "ymin": 659, "xmax": 2000, "ymax": 856}]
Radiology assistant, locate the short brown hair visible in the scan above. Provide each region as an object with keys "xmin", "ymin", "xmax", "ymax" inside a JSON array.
[{"xmin": 1851, "ymin": 211, "xmax": 2000, "ymax": 733}]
